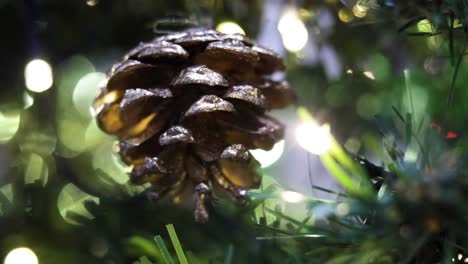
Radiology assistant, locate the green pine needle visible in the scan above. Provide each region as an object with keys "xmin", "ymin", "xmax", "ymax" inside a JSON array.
[
  {"xmin": 154, "ymin": 235, "xmax": 175, "ymax": 264},
  {"xmin": 138, "ymin": 256, "xmax": 153, "ymax": 264},
  {"xmin": 166, "ymin": 224, "xmax": 189, "ymax": 264},
  {"xmin": 224, "ymin": 244, "xmax": 234, "ymax": 264}
]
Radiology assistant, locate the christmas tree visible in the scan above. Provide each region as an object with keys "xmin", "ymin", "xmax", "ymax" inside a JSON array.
[{"xmin": 1, "ymin": 0, "xmax": 468, "ymax": 263}]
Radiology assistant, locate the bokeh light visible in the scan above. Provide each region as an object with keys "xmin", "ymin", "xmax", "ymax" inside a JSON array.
[
  {"xmin": 296, "ymin": 122, "xmax": 332, "ymax": 155},
  {"xmin": 338, "ymin": 8, "xmax": 354, "ymax": 23},
  {"xmin": 24, "ymin": 59, "xmax": 53, "ymax": 93},
  {"xmin": 401, "ymin": 85, "xmax": 429, "ymax": 121},
  {"xmin": 216, "ymin": 21, "xmax": 245, "ymax": 35},
  {"xmin": 57, "ymin": 118, "xmax": 87, "ymax": 154},
  {"xmin": 57, "ymin": 183, "xmax": 100, "ymax": 225},
  {"xmin": 73, "ymin": 72, "xmax": 106, "ymax": 118},
  {"xmin": 86, "ymin": 0, "xmax": 98, "ymax": 6},
  {"xmin": 278, "ymin": 8, "xmax": 309, "ymax": 52},
  {"xmin": 281, "ymin": 191, "xmax": 305, "ymax": 203},
  {"xmin": 4, "ymin": 247, "xmax": 38, "ymax": 264},
  {"xmin": 344, "ymin": 137, "xmax": 361, "ymax": 153},
  {"xmin": 24, "ymin": 153, "xmax": 48, "ymax": 186},
  {"xmin": 417, "ymin": 19, "xmax": 433, "ymax": 33},
  {"xmin": 250, "ymin": 140, "xmax": 285, "ymax": 168},
  {"xmin": 352, "ymin": 4, "xmax": 368, "ymax": 18},
  {"xmin": 0, "ymin": 111, "xmax": 21, "ymax": 143},
  {"xmin": 336, "ymin": 203, "xmax": 350, "ymax": 216},
  {"xmin": 92, "ymin": 142, "xmax": 129, "ymax": 184},
  {"xmin": 363, "ymin": 71, "xmax": 375, "ymax": 80}
]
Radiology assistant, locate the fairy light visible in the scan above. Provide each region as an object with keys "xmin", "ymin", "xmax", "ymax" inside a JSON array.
[
  {"xmin": 250, "ymin": 140, "xmax": 285, "ymax": 168},
  {"xmin": 24, "ymin": 59, "xmax": 53, "ymax": 93},
  {"xmin": 86, "ymin": 0, "xmax": 98, "ymax": 6},
  {"xmin": 216, "ymin": 21, "xmax": 245, "ymax": 35},
  {"xmin": 281, "ymin": 191, "xmax": 305, "ymax": 203},
  {"xmin": 416, "ymin": 19, "xmax": 433, "ymax": 33},
  {"xmin": 352, "ymin": 4, "xmax": 368, "ymax": 18},
  {"xmin": 338, "ymin": 8, "xmax": 354, "ymax": 23},
  {"xmin": 296, "ymin": 122, "xmax": 332, "ymax": 155},
  {"xmin": 363, "ymin": 71, "xmax": 375, "ymax": 80},
  {"xmin": 278, "ymin": 7, "xmax": 309, "ymax": 52},
  {"xmin": 4, "ymin": 247, "xmax": 38, "ymax": 264}
]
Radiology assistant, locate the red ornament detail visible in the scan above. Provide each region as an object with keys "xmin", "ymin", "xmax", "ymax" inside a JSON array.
[{"xmin": 445, "ymin": 132, "xmax": 458, "ymax": 139}]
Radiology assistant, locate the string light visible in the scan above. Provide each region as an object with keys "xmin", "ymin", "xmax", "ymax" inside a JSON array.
[
  {"xmin": 216, "ymin": 21, "xmax": 245, "ymax": 35},
  {"xmin": 278, "ymin": 8, "xmax": 309, "ymax": 52},
  {"xmin": 4, "ymin": 247, "xmax": 38, "ymax": 264},
  {"xmin": 281, "ymin": 191, "xmax": 305, "ymax": 203},
  {"xmin": 296, "ymin": 122, "xmax": 332, "ymax": 155},
  {"xmin": 24, "ymin": 59, "xmax": 53, "ymax": 93},
  {"xmin": 250, "ymin": 140, "xmax": 285, "ymax": 168}
]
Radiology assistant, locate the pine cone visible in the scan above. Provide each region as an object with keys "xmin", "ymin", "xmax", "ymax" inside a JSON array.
[{"xmin": 93, "ymin": 28, "xmax": 294, "ymax": 222}]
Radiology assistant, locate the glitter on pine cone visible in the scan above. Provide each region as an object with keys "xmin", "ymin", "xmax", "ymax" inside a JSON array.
[{"xmin": 93, "ymin": 27, "xmax": 294, "ymax": 223}]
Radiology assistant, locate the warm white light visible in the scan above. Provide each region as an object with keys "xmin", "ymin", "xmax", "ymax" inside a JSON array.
[
  {"xmin": 86, "ymin": 0, "xmax": 98, "ymax": 6},
  {"xmin": 216, "ymin": 21, "xmax": 245, "ymax": 35},
  {"xmin": 24, "ymin": 59, "xmax": 53, "ymax": 93},
  {"xmin": 250, "ymin": 140, "xmax": 285, "ymax": 168},
  {"xmin": 281, "ymin": 191, "xmax": 305, "ymax": 203},
  {"xmin": 363, "ymin": 71, "xmax": 375, "ymax": 80},
  {"xmin": 278, "ymin": 8, "xmax": 309, "ymax": 52},
  {"xmin": 4, "ymin": 247, "xmax": 38, "ymax": 264},
  {"xmin": 296, "ymin": 122, "xmax": 332, "ymax": 155},
  {"xmin": 352, "ymin": 4, "xmax": 368, "ymax": 18}
]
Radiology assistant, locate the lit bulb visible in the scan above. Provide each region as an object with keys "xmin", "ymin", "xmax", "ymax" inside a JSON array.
[
  {"xmin": 250, "ymin": 140, "xmax": 285, "ymax": 168},
  {"xmin": 216, "ymin": 21, "xmax": 245, "ymax": 35},
  {"xmin": 352, "ymin": 4, "xmax": 368, "ymax": 18},
  {"xmin": 338, "ymin": 8, "xmax": 354, "ymax": 23},
  {"xmin": 363, "ymin": 71, "xmax": 375, "ymax": 80},
  {"xmin": 24, "ymin": 59, "xmax": 53, "ymax": 93},
  {"xmin": 278, "ymin": 8, "xmax": 309, "ymax": 52},
  {"xmin": 86, "ymin": 0, "xmax": 98, "ymax": 6},
  {"xmin": 4, "ymin": 247, "xmax": 38, "ymax": 264},
  {"xmin": 281, "ymin": 191, "xmax": 304, "ymax": 203},
  {"xmin": 296, "ymin": 122, "xmax": 332, "ymax": 155}
]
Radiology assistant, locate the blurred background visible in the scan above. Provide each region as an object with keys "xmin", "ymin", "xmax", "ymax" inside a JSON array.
[{"xmin": 0, "ymin": 0, "xmax": 467, "ymax": 263}]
